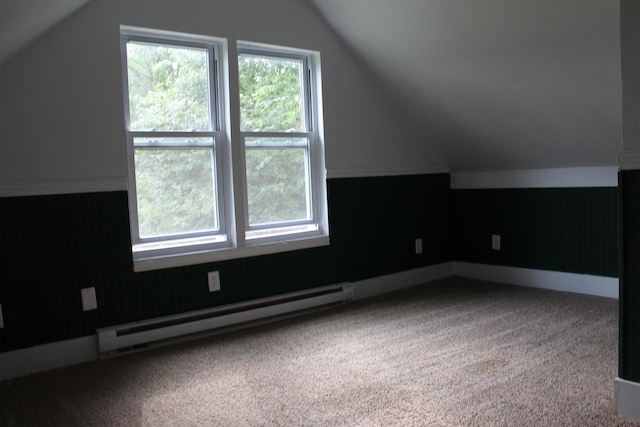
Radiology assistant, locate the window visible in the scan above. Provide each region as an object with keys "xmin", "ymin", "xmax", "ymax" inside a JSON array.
[
  {"xmin": 238, "ymin": 46, "xmax": 321, "ymax": 242},
  {"xmin": 121, "ymin": 27, "xmax": 328, "ymax": 270}
]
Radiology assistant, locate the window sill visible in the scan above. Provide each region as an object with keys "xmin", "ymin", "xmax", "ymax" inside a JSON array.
[{"xmin": 133, "ymin": 235, "xmax": 330, "ymax": 272}]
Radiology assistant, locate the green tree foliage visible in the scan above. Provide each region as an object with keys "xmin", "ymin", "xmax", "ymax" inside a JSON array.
[
  {"xmin": 134, "ymin": 148, "xmax": 217, "ymax": 238},
  {"xmin": 239, "ymin": 55, "xmax": 304, "ymax": 132},
  {"xmin": 245, "ymin": 145, "xmax": 309, "ymax": 225},
  {"xmin": 127, "ymin": 42, "xmax": 216, "ymax": 238},
  {"xmin": 127, "ymin": 42, "xmax": 211, "ymax": 131},
  {"xmin": 127, "ymin": 43, "xmax": 311, "ymax": 237},
  {"xmin": 239, "ymin": 56, "xmax": 310, "ymax": 225}
]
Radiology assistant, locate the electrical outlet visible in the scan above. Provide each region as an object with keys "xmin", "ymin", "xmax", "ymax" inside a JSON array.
[
  {"xmin": 0, "ymin": 304, "xmax": 4, "ymax": 329},
  {"xmin": 208, "ymin": 271, "xmax": 221, "ymax": 292},
  {"xmin": 415, "ymin": 238, "xmax": 423, "ymax": 254},
  {"xmin": 492, "ymin": 234, "xmax": 501, "ymax": 251},
  {"xmin": 81, "ymin": 287, "xmax": 98, "ymax": 312}
]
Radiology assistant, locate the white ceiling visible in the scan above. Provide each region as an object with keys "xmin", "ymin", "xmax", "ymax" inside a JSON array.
[
  {"xmin": 0, "ymin": 0, "xmax": 623, "ymax": 173},
  {"xmin": 0, "ymin": 0, "xmax": 91, "ymax": 64},
  {"xmin": 309, "ymin": 0, "xmax": 622, "ymax": 172}
]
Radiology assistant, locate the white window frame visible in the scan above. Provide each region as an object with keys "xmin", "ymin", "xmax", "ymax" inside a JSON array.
[
  {"xmin": 237, "ymin": 43, "xmax": 324, "ymax": 245},
  {"xmin": 120, "ymin": 26, "xmax": 231, "ymax": 261},
  {"xmin": 120, "ymin": 27, "xmax": 329, "ymax": 272}
]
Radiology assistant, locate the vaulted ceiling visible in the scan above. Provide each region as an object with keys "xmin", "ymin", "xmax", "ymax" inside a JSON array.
[
  {"xmin": 0, "ymin": 0, "xmax": 91, "ymax": 64},
  {"xmin": 309, "ymin": 0, "xmax": 622, "ymax": 172},
  {"xmin": 0, "ymin": 0, "xmax": 623, "ymax": 173}
]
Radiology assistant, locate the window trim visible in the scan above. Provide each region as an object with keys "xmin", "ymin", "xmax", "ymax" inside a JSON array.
[{"xmin": 120, "ymin": 27, "xmax": 329, "ymax": 272}]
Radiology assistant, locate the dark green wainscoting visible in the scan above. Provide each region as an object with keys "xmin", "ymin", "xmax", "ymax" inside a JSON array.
[
  {"xmin": 0, "ymin": 173, "xmax": 451, "ymax": 353},
  {"xmin": 453, "ymin": 187, "xmax": 619, "ymax": 278},
  {"xmin": 620, "ymin": 170, "xmax": 640, "ymax": 381},
  {"xmin": 328, "ymin": 173, "xmax": 452, "ymax": 281}
]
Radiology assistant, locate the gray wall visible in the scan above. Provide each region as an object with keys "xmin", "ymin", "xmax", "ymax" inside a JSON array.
[
  {"xmin": 619, "ymin": 0, "xmax": 640, "ymax": 382},
  {"xmin": 0, "ymin": 0, "xmax": 447, "ymax": 194},
  {"xmin": 310, "ymin": 0, "xmax": 622, "ymax": 172},
  {"xmin": 621, "ymin": 0, "xmax": 640, "ymax": 152}
]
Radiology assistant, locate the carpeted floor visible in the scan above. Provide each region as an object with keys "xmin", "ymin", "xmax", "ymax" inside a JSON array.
[{"xmin": 0, "ymin": 277, "xmax": 638, "ymax": 426}]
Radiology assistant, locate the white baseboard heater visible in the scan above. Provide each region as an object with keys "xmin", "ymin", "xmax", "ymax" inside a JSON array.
[{"xmin": 97, "ymin": 283, "xmax": 352, "ymax": 358}]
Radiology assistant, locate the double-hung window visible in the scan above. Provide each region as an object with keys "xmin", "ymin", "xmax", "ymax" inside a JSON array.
[
  {"xmin": 238, "ymin": 44, "xmax": 321, "ymax": 242},
  {"xmin": 121, "ymin": 28, "xmax": 227, "ymax": 259},
  {"xmin": 121, "ymin": 27, "xmax": 328, "ymax": 270}
]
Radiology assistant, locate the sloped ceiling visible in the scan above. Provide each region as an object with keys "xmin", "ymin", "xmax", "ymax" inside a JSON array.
[
  {"xmin": 1, "ymin": 0, "xmax": 622, "ymax": 173},
  {"xmin": 0, "ymin": 0, "xmax": 92, "ymax": 64},
  {"xmin": 309, "ymin": 0, "xmax": 622, "ymax": 172}
]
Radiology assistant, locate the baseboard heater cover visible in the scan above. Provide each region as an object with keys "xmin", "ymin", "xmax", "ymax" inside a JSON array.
[{"xmin": 97, "ymin": 283, "xmax": 351, "ymax": 357}]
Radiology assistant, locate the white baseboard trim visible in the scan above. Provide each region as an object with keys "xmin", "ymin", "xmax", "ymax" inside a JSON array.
[
  {"xmin": 0, "ymin": 263, "xmax": 453, "ymax": 381},
  {"xmin": 2, "ymin": 262, "xmax": 613, "ymax": 382},
  {"xmin": 454, "ymin": 262, "xmax": 619, "ymax": 299},
  {"xmin": 0, "ymin": 335, "xmax": 98, "ymax": 381},
  {"xmin": 615, "ymin": 377, "xmax": 640, "ymax": 420},
  {"xmin": 351, "ymin": 262, "xmax": 454, "ymax": 300}
]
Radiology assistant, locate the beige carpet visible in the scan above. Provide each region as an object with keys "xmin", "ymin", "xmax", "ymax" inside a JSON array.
[{"xmin": 0, "ymin": 277, "xmax": 638, "ymax": 426}]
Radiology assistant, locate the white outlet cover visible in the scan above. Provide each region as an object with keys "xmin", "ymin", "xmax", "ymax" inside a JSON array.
[
  {"xmin": 415, "ymin": 238, "xmax": 423, "ymax": 254},
  {"xmin": 208, "ymin": 271, "xmax": 221, "ymax": 292},
  {"xmin": 0, "ymin": 304, "xmax": 4, "ymax": 329},
  {"xmin": 492, "ymin": 234, "xmax": 501, "ymax": 251},
  {"xmin": 81, "ymin": 287, "xmax": 98, "ymax": 312}
]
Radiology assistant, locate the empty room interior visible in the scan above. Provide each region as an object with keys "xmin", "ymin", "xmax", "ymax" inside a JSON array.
[{"xmin": 2, "ymin": 0, "xmax": 640, "ymax": 424}]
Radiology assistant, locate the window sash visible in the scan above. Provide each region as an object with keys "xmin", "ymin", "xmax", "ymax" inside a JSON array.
[
  {"xmin": 241, "ymin": 137, "xmax": 314, "ymax": 230},
  {"xmin": 238, "ymin": 50, "xmax": 311, "ymax": 133},
  {"xmin": 123, "ymin": 38, "xmax": 219, "ymax": 133},
  {"xmin": 239, "ymin": 135, "xmax": 322, "ymax": 240},
  {"xmin": 127, "ymin": 136, "xmax": 227, "ymax": 246}
]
